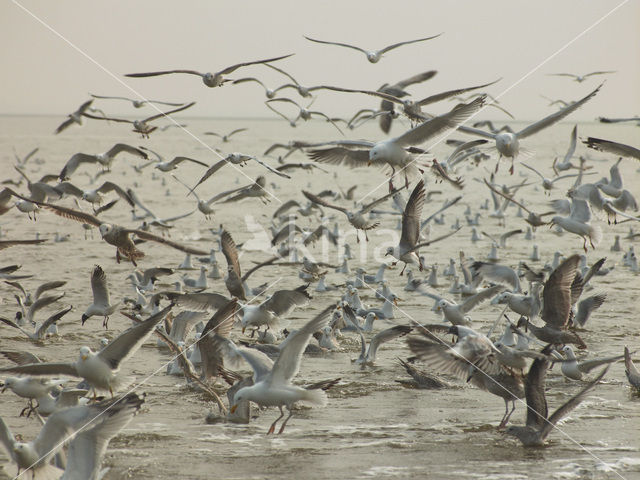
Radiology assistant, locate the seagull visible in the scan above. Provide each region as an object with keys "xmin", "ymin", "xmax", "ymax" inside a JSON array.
[
  {"xmin": 303, "ymin": 34, "xmax": 441, "ymax": 63},
  {"xmin": 506, "ymin": 347, "xmax": 607, "ymax": 446},
  {"xmin": 0, "ymin": 305, "xmax": 173, "ymax": 396},
  {"xmin": 549, "ymin": 198, "xmax": 602, "ymax": 252},
  {"xmin": 548, "ymin": 70, "xmax": 616, "ymax": 82},
  {"xmin": 376, "ymin": 70, "xmax": 438, "ymax": 133},
  {"xmin": 82, "ymin": 102, "xmax": 195, "ymax": 137},
  {"xmin": 54, "ymin": 99, "xmax": 94, "ymax": 134},
  {"xmin": 90, "ymin": 93, "xmax": 186, "ymax": 108},
  {"xmin": 353, "ymin": 325, "xmax": 413, "ymax": 366},
  {"xmin": 4, "ymin": 279, "xmax": 66, "ymax": 307},
  {"xmin": 302, "ymin": 187, "xmax": 403, "ymax": 241},
  {"xmin": 520, "ymin": 163, "xmax": 585, "ymax": 194},
  {"xmin": 124, "ymin": 54, "xmax": 293, "ymax": 87},
  {"xmin": 308, "ymin": 96, "xmax": 485, "ymax": 191},
  {"xmin": 0, "ymin": 392, "xmax": 144, "ymax": 478},
  {"xmin": 228, "ymin": 305, "xmax": 333, "ymax": 434},
  {"xmin": 0, "ymin": 306, "xmax": 71, "ymax": 341},
  {"xmin": 220, "ymin": 229, "xmax": 246, "ymax": 300},
  {"xmin": 385, "ymin": 180, "xmax": 461, "ymax": 274},
  {"xmin": 11, "ymin": 197, "xmax": 208, "ymax": 265},
  {"xmin": 240, "ymin": 284, "xmax": 312, "ymax": 333},
  {"xmin": 434, "ymin": 285, "xmax": 504, "ymax": 326},
  {"xmin": 266, "ymin": 97, "xmax": 344, "ymax": 134},
  {"xmin": 204, "ymin": 128, "xmax": 248, "ymax": 142},
  {"xmin": 55, "ymin": 180, "xmax": 135, "ymax": 211},
  {"xmin": 457, "ymin": 84, "xmax": 601, "ymax": 172},
  {"xmin": 58, "ymin": 143, "xmax": 149, "ymax": 179},
  {"xmin": 624, "ymin": 347, "xmax": 640, "ymax": 391},
  {"xmin": 81, "ymin": 265, "xmax": 120, "ymax": 328},
  {"xmin": 552, "ymin": 125, "xmax": 579, "ymax": 174},
  {"xmin": 560, "ymin": 345, "xmax": 624, "ymax": 381}
]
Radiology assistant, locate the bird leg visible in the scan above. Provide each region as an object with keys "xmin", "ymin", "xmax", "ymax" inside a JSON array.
[
  {"xmin": 364, "ymin": 230, "xmax": 369, "ymax": 242},
  {"xmin": 399, "ymin": 263, "xmax": 407, "ymax": 276},
  {"xmin": 109, "ymin": 386, "xmax": 114, "ymax": 398},
  {"xmin": 267, "ymin": 406, "xmax": 286, "ymax": 435},
  {"xmin": 277, "ymin": 407, "xmax": 294, "ymax": 434},
  {"xmin": 103, "ymin": 315, "xmax": 110, "ymax": 329},
  {"xmin": 116, "ymin": 250, "xmax": 121, "ymax": 264}
]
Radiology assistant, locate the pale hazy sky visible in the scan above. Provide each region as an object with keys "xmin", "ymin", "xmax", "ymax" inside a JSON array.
[{"xmin": 2, "ymin": 0, "xmax": 639, "ymax": 121}]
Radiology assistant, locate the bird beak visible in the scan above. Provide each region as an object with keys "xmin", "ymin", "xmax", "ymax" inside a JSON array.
[
  {"xmin": 393, "ymin": 298, "xmax": 399, "ymax": 306},
  {"xmin": 230, "ymin": 404, "xmax": 238, "ymax": 414},
  {"xmin": 81, "ymin": 354, "xmax": 88, "ymax": 361}
]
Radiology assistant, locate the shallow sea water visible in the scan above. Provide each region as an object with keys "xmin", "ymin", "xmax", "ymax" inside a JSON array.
[{"xmin": 0, "ymin": 115, "xmax": 639, "ymax": 479}]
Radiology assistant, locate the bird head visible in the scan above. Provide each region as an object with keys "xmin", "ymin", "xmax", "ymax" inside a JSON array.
[
  {"xmin": 81, "ymin": 313, "xmax": 90, "ymax": 325},
  {"xmin": 98, "ymin": 223, "xmax": 112, "ymax": 238},
  {"xmin": 79, "ymin": 346, "xmax": 92, "ymax": 361}
]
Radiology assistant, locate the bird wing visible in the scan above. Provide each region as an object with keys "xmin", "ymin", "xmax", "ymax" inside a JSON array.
[
  {"xmin": 541, "ymin": 367, "xmax": 607, "ymax": 439},
  {"xmin": 169, "ymin": 156, "xmax": 209, "ymax": 168},
  {"xmin": 306, "ymin": 145, "xmax": 372, "ymax": 167},
  {"xmin": 127, "ymin": 229, "xmax": 208, "ymax": 255},
  {"xmin": 568, "ymin": 198, "xmax": 592, "ymax": 223},
  {"xmin": 0, "ymin": 349, "xmax": 43, "ymax": 365},
  {"xmin": 161, "ymin": 291, "xmax": 230, "ymax": 311},
  {"xmin": 142, "ymin": 102, "xmax": 196, "ymax": 123},
  {"xmin": 221, "ymin": 230, "xmax": 241, "ymax": 276},
  {"xmin": 583, "ymin": 137, "xmax": 640, "ymax": 160},
  {"xmin": 482, "ymin": 178, "xmax": 530, "ymax": 213},
  {"xmin": 106, "ymin": 143, "xmax": 148, "ymax": 159},
  {"xmin": 268, "ymin": 305, "xmax": 332, "ymax": 385},
  {"xmin": 38, "ymin": 201, "xmax": 102, "ymax": 227},
  {"xmin": 302, "ymin": 190, "xmax": 348, "ymax": 214},
  {"xmin": 563, "ymin": 125, "xmax": 578, "ymax": 163},
  {"xmin": 523, "ymin": 350, "xmax": 550, "ymax": 428},
  {"xmin": 199, "ymin": 300, "xmax": 239, "ymax": 379},
  {"xmin": 90, "ymin": 265, "xmax": 111, "ymax": 306},
  {"xmin": 0, "ymin": 417, "xmax": 17, "ymax": 462},
  {"xmin": 27, "ymin": 292, "xmax": 65, "ymax": 323},
  {"xmin": 393, "ymin": 70, "xmax": 438, "ymax": 89},
  {"xmin": 272, "ymin": 199, "xmax": 301, "ymax": 219},
  {"xmin": 252, "ymin": 156, "xmax": 292, "ymax": 179},
  {"xmin": 263, "ymin": 285, "xmax": 312, "ymax": 316},
  {"xmin": 125, "ymin": 69, "xmax": 204, "ymax": 78},
  {"xmin": 187, "ymin": 160, "xmax": 228, "ymax": 195},
  {"xmin": 96, "ymin": 182, "xmax": 135, "ymax": 207},
  {"xmin": 378, "ymin": 34, "xmax": 442, "ymax": 54},
  {"xmin": 406, "ymin": 227, "xmax": 462, "ymax": 254},
  {"xmin": 541, "ymin": 254, "xmax": 580, "ymax": 327},
  {"xmin": 360, "ymin": 186, "xmax": 406, "ymax": 214},
  {"xmin": 579, "ymin": 354, "xmax": 623, "ymax": 374},
  {"xmin": 303, "ymin": 36, "xmax": 367, "ymax": 54},
  {"xmin": 0, "ymin": 362, "xmax": 79, "ymax": 377},
  {"xmin": 396, "ymin": 181, "xmax": 424, "ymax": 252},
  {"xmin": 217, "ymin": 54, "xmax": 294, "ymax": 75},
  {"xmin": 516, "ymin": 84, "xmax": 601, "ymax": 139},
  {"xmin": 59, "ymin": 153, "xmax": 99, "ymax": 179},
  {"xmin": 574, "ymin": 293, "xmax": 606, "ymax": 327},
  {"xmin": 55, "ymin": 181, "xmax": 84, "ymax": 198},
  {"xmin": 62, "ymin": 394, "xmax": 143, "ymax": 480},
  {"xmin": 366, "ymin": 325, "xmax": 412, "ymax": 362},
  {"xmin": 459, "ymin": 285, "xmax": 503, "ymax": 314},
  {"xmin": 36, "ymin": 306, "xmax": 72, "ymax": 338},
  {"xmin": 416, "ymin": 79, "xmax": 499, "ymax": 107},
  {"xmin": 98, "ymin": 305, "xmax": 172, "ymax": 369},
  {"xmin": 394, "ymin": 96, "xmax": 485, "ymax": 147},
  {"xmin": 520, "ymin": 163, "xmax": 545, "ymax": 180}
]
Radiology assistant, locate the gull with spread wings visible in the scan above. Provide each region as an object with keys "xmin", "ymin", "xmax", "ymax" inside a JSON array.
[
  {"xmin": 302, "ymin": 186, "xmax": 404, "ymax": 242},
  {"xmin": 125, "ymin": 54, "xmax": 293, "ymax": 87},
  {"xmin": 7, "ymin": 193, "xmax": 208, "ymax": 266},
  {"xmin": 307, "ymin": 96, "xmax": 485, "ymax": 191},
  {"xmin": 385, "ymin": 180, "xmax": 462, "ymax": 275},
  {"xmin": 304, "ymin": 34, "xmax": 441, "ymax": 63}
]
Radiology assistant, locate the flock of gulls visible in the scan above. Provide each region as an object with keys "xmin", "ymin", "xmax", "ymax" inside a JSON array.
[{"xmin": 1, "ymin": 32, "xmax": 640, "ymax": 479}]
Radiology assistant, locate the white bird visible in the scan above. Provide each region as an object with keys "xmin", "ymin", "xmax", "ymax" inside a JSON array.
[
  {"xmin": 58, "ymin": 143, "xmax": 148, "ymax": 179},
  {"xmin": 0, "ymin": 305, "xmax": 172, "ymax": 396},
  {"xmin": 204, "ymin": 128, "xmax": 248, "ymax": 142},
  {"xmin": 81, "ymin": 265, "xmax": 120, "ymax": 328},
  {"xmin": 550, "ymin": 198, "xmax": 602, "ymax": 252},
  {"xmin": 125, "ymin": 54, "xmax": 293, "ymax": 87},
  {"xmin": 385, "ymin": 180, "xmax": 461, "ymax": 274},
  {"xmin": 303, "ymin": 34, "xmax": 441, "ymax": 63},
  {"xmin": 548, "ymin": 70, "xmax": 616, "ymax": 82},
  {"xmin": 90, "ymin": 93, "xmax": 186, "ymax": 108},
  {"xmin": 308, "ymin": 96, "xmax": 485, "ymax": 190},
  {"xmin": 0, "ymin": 392, "xmax": 144, "ymax": 479},
  {"xmin": 54, "ymin": 99, "xmax": 94, "ymax": 134},
  {"xmin": 240, "ymin": 285, "xmax": 312, "ymax": 333},
  {"xmin": 435, "ymin": 285, "xmax": 503, "ymax": 326},
  {"xmin": 353, "ymin": 325, "xmax": 413, "ymax": 366},
  {"xmin": 458, "ymin": 84, "xmax": 601, "ymax": 172},
  {"xmin": 560, "ymin": 345, "xmax": 623, "ymax": 381},
  {"xmin": 1, "ymin": 306, "xmax": 72, "ymax": 341},
  {"xmin": 228, "ymin": 305, "xmax": 333, "ymax": 434}
]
